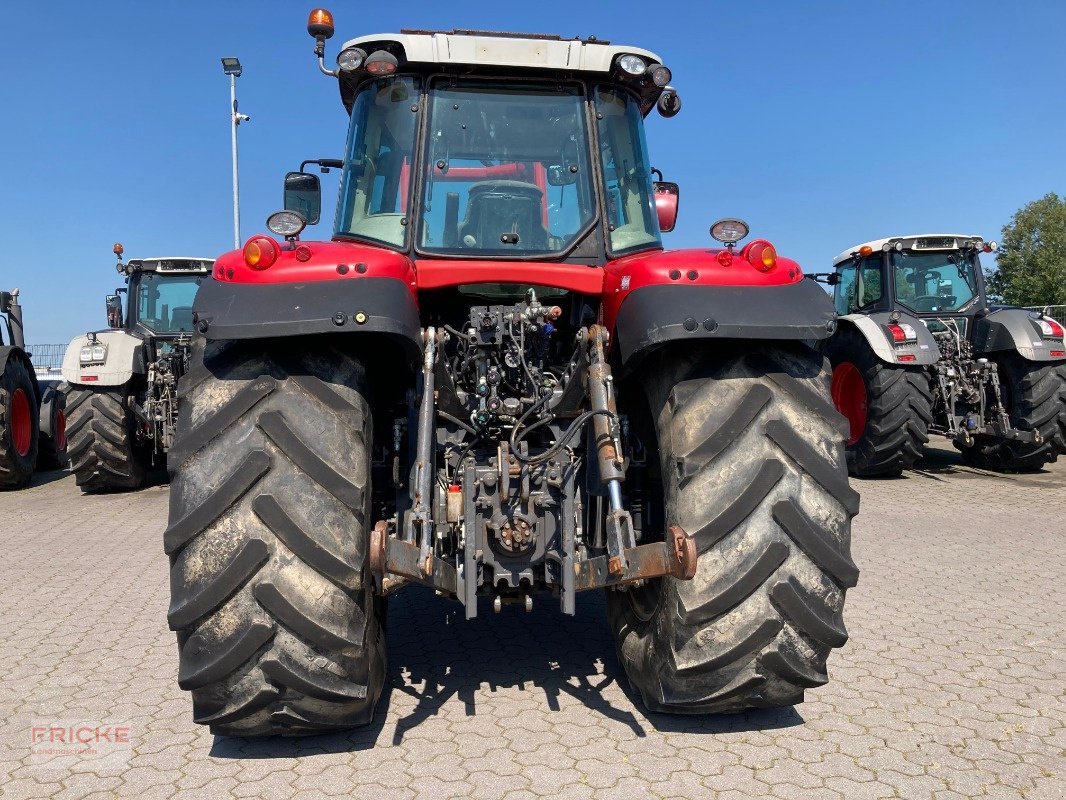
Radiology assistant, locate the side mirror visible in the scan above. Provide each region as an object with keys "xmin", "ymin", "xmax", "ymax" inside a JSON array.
[
  {"xmin": 657, "ymin": 90, "xmax": 681, "ymax": 118},
  {"xmin": 284, "ymin": 172, "xmax": 322, "ymax": 226},
  {"xmin": 0, "ymin": 291, "xmax": 11, "ymax": 313},
  {"xmin": 653, "ymin": 181, "xmax": 679, "ymax": 233},
  {"xmin": 106, "ymin": 294, "xmax": 123, "ymax": 329}
]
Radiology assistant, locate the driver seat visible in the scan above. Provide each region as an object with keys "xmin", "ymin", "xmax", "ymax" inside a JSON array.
[
  {"xmin": 170, "ymin": 306, "xmax": 194, "ymax": 332},
  {"xmin": 458, "ymin": 181, "xmax": 548, "ymax": 250}
]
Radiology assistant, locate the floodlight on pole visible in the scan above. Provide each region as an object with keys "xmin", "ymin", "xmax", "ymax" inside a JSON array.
[{"xmin": 220, "ymin": 57, "xmax": 249, "ymax": 249}]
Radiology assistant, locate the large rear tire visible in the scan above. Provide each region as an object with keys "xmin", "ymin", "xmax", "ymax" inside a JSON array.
[
  {"xmin": 608, "ymin": 344, "xmax": 859, "ymax": 714},
  {"xmin": 167, "ymin": 339, "xmax": 386, "ymax": 737},
  {"xmin": 0, "ymin": 357, "xmax": 40, "ymax": 489},
  {"xmin": 959, "ymin": 353, "xmax": 1066, "ymax": 472},
  {"xmin": 824, "ymin": 326, "xmax": 932, "ymax": 476},
  {"xmin": 66, "ymin": 385, "xmax": 147, "ymax": 492}
]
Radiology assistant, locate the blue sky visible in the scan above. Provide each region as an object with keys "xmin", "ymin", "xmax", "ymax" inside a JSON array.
[{"xmin": 1, "ymin": 0, "xmax": 1064, "ymax": 343}]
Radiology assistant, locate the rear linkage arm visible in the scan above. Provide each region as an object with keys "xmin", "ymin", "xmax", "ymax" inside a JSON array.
[
  {"xmin": 934, "ymin": 356, "xmax": 1040, "ymax": 447},
  {"xmin": 370, "ymin": 325, "xmax": 696, "ymax": 612}
]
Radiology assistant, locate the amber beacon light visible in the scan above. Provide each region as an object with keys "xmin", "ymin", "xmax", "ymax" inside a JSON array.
[{"xmin": 307, "ymin": 9, "xmax": 335, "ymax": 39}]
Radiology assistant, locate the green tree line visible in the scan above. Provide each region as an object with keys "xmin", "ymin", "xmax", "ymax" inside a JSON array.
[{"xmin": 987, "ymin": 192, "xmax": 1066, "ymax": 306}]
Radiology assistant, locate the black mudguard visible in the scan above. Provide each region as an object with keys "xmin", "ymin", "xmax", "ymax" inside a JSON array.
[
  {"xmin": 972, "ymin": 308, "xmax": 1065, "ymax": 362},
  {"xmin": 193, "ymin": 277, "xmax": 423, "ymax": 360},
  {"xmin": 0, "ymin": 345, "xmax": 13, "ymax": 377},
  {"xmin": 612, "ymin": 279, "xmax": 837, "ymax": 367}
]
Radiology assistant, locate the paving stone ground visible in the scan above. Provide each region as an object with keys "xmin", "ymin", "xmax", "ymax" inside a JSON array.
[{"xmin": 1, "ymin": 441, "xmax": 1063, "ymax": 799}]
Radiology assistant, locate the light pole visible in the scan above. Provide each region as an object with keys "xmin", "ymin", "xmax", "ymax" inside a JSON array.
[{"xmin": 221, "ymin": 57, "xmax": 250, "ymax": 249}]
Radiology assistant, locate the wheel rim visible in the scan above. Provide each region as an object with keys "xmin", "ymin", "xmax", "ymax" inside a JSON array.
[
  {"xmin": 54, "ymin": 409, "xmax": 67, "ymax": 451},
  {"xmin": 11, "ymin": 388, "xmax": 32, "ymax": 457},
  {"xmin": 626, "ymin": 577, "xmax": 664, "ymax": 623},
  {"xmin": 831, "ymin": 362, "xmax": 867, "ymax": 446}
]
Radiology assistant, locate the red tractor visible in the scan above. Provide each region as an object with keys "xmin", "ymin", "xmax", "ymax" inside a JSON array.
[
  {"xmin": 1, "ymin": 289, "xmax": 68, "ymax": 489},
  {"xmin": 167, "ymin": 10, "xmax": 859, "ymax": 736}
]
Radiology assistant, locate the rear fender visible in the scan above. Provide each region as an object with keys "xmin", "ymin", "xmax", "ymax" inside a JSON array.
[
  {"xmin": 972, "ymin": 308, "xmax": 1066, "ymax": 362},
  {"xmin": 611, "ymin": 279, "xmax": 837, "ymax": 368},
  {"xmin": 61, "ymin": 331, "xmax": 146, "ymax": 386},
  {"xmin": 193, "ymin": 276, "xmax": 422, "ymax": 361},
  {"xmin": 0, "ymin": 345, "xmax": 15, "ymax": 379},
  {"xmin": 838, "ymin": 312, "xmax": 940, "ymax": 366}
]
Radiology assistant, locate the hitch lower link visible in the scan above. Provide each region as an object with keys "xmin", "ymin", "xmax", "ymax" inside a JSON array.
[{"xmin": 370, "ymin": 520, "xmax": 697, "ymax": 597}]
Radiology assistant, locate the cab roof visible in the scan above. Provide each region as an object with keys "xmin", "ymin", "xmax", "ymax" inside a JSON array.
[
  {"xmin": 340, "ymin": 30, "xmax": 662, "ymax": 73},
  {"xmin": 833, "ymin": 234, "xmax": 986, "ymax": 267},
  {"xmin": 127, "ymin": 257, "xmax": 214, "ymax": 273}
]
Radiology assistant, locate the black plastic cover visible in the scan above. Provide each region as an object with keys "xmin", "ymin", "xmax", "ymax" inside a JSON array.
[
  {"xmin": 613, "ymin": 280, "xmax": 837, "ymax": 366},
  {"xmin": 193, "ymin": 277, "xmax": 423, "ymax": 359}
]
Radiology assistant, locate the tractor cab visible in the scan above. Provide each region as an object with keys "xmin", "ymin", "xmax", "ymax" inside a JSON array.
[
  {"xmin": 109, "ymin": 245, "xmax": 213, "ymax": 337},
  {"xmin": 271, "ymin": 21, "xmax": 682, "ymax": 268},
  {"xmin": 830, "ymin": 234, "xmax": 995, "ymax": 337}
]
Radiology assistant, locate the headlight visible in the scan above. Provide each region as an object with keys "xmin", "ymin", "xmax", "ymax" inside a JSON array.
[
  {"xmin": 80, "ymin": 344, "xmax": 107, "ymax": 363},
  {"xmin": 365, "ymin": 50, "xmax": 398, "ymax": 76},
  {"xmin": 266, "ymin": 210, "xmax": 307, "ymax": 238},
  {"xmin": 336, "ymin": 46, "xmax": 366, "ymax": 72},
  {"xmin": 618, "ymin": 54, "xmax": 646, "ymax": 75},
  {"xmin": 646, "ymin": 64, "xmax": 671, "ymax": 87},
  {"xmin": 710, "ymin": 218, "xmax": 750, "ymax": 245}
]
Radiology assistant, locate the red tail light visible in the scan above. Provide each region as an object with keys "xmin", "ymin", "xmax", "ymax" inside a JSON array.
[
  {"xmin": 365, "ymin": 50, "xmax": 398, "ymax": 76},
  {"xmin": 244, "ymin": 236, "xmax": 280, "ymax": 270},
  {"xmin": 897, "ymin": 354, "xmax": 916, "ymax": 362},
  {"xmin": 1037, "ymin": 317, "xmax": 1064, "ymax": 338},
  {"xmin": 887, "ymin": 323, "xmax": 917, "ymax": 343}
]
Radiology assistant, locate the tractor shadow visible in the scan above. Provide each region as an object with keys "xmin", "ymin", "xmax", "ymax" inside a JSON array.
[
  {"xmin": 852, "ymin": 441, "xmax": 1058, "ymax": 484},
  {"xmin": 27, "ymin": 468, "xmax": 71, "ymax": 488},
  {"xmin": 211, "ymin": 587, "xmax": 802, "ymax": 759}
]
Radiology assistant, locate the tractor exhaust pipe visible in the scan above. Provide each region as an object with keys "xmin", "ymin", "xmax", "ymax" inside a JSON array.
[{"xmin": 5, "ymin": 288, "xmax": 25, "ymax": 350}]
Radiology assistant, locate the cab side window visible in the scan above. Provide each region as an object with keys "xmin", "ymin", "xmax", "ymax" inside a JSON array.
[
  {"xmin": 835, "ymin": 255, "xmax": 883, "ymax": 314},
  {"xmin": 857, "ymin": 255, "xmax": 883, "ymax": 307}
]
